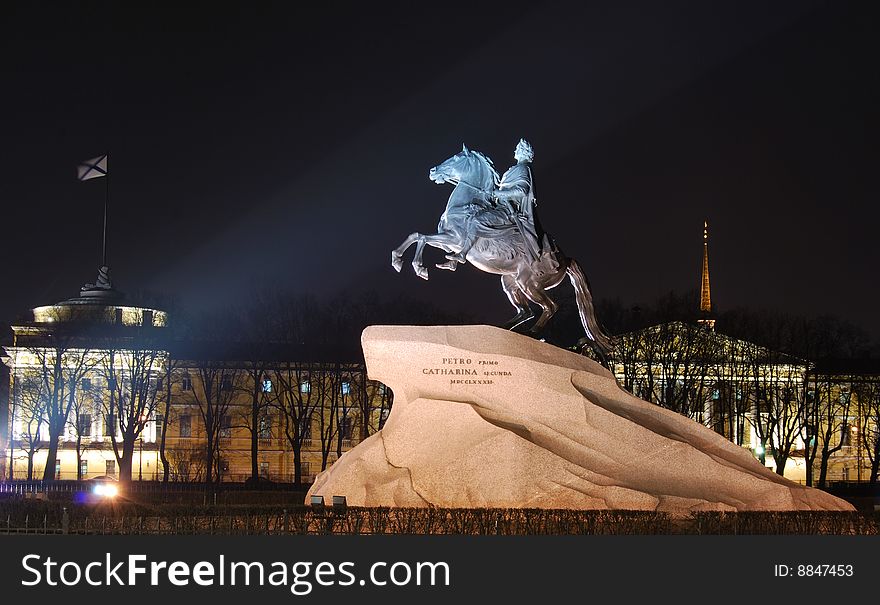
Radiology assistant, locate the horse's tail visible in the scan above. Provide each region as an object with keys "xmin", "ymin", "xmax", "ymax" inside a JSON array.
[{"xmin": 566, "ymin": 258, "xmax": 612, "ymax": 354}]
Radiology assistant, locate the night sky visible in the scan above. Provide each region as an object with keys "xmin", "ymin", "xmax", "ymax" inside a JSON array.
[{"xmin": 1, "ymin": 2, "xmax": 877, "ymax": 335}]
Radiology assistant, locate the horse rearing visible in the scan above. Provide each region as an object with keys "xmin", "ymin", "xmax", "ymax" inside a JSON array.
[{"xmin": 391, "ymin": 145, "xmax": 611, "ymax": 354}]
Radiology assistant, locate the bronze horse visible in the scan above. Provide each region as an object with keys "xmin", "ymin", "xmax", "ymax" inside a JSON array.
[{"xmin": 391, "ymin": 146, "xmax": 611, "ymax": 354}]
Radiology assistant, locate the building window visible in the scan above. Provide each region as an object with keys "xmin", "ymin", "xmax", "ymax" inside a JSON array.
[
  {"xmin": 181, "ymin": 373, "xmax": 192, "ymax": 391},
  {"xmin": 142, "ymin": 309, "xmax": 153, "ymax": 327},
  {"xmin": 78, "ymin": 413, "xmax": 92, "ymax": 437},
  {"xmin": 261, "ymin": 379, "xmax": 272, "ymax": 393},
  {"xmin": 107, "ymin": 378, "xmax": 117, "ymax": 391},
  {"xmin": 156, "ymin": 377, "xmax": 164, "ymax": 391},
  {"xmin": 106, "ymin": 460, "xmax": 116, "ymax": 477},
  {"xmin": 221, "ymin": 375, "xmax": 234, "ymax": 392},
  {"xmin": 220, "ymin": 459, "xmax": 230, "ymax": 474},
  {"xmin": 300, "ymin": 380, "xmax": 311, "ymax": 394},
  {"xmin": 259, "ymin": 414, "xmax": 272, "ymax": 440},
  {"xmin": 82, "ymin": 378, "xmax": 92, "ymax": 390},
  {"xmin": 841, "ymin": 420, "xmax": 855, "ymax": 447},
  {"xmin": 299, "ymin": 461, "xmax": 311, "ymax": 478},
  {"xmin": 341, "ymin": 381, "xmax": 350, "ymax": 395},
  {"xmin": 155, "ymin": 414, "xmax": 164, "ymax": 430},
  {"xmin": 105, "ymin": 414, "xmax": 116, "ymax": 436},
  {"xmin": 179, "ymin": 415, "xmax": 192, "ymax": 438},
  {"xmin": 302, "ymin": 416, "xmax": 313, "ymax": 442},
  {"xmin": 220, "ymin": 415, "xmax": 232, "ymax": 438},
  {"xmin": 79, "ymin": 460, "xmax": 88, "ymax": 478},
  {"xmin": 55, "ymin": 459, "xmax": 62, "ymax": 481},
  {"xmin": 115, "ymin": 308, "xmax": 124, "ymax": 324},
  {"xmin": 341, "ymin": 416, "xmax": 353, "ymax": 440},
  {"xmin": 259, "ymin": 461, "xmax": 269, "ymax": 479}
]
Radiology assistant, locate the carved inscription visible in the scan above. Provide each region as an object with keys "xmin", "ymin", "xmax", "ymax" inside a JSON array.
[{"xmin": 421, "ymin": 357, "xmax": 513, "ymax": 385}]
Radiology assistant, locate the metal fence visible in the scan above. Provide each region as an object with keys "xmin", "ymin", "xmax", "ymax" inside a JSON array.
[
  {"xmin": 0, "ymin": 479, "xmax": 306, "ymax": 494},
  {"xmin": 2, "ymin": 507, "xmax": 879, "ymax": 536}
]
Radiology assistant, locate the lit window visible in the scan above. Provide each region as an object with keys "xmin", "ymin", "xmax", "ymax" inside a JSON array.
[
  {"xmin": 259, "ymin": 461, "xmax": 269, "ymax": 479},
  {"xmin": 341, "ymin": 381, "xmax": 350, "ymax": 395},
  {"xmin": 79, "ymin": 460, "xmax": 88, "ymax": 478},
  {"xmin": 262, "ymin": 379, "xmax": 272, "ymax": 393},
  {"xmin": 300, "ymin": 380, "xmax": 311, "ymax": 394},
  {"xmin": 220, "ymin": 414, "xmax": 232, "ymax": 438},
  {"xmin": 181, "ymin": 373, "xmax": 192, "ymax": 391}
]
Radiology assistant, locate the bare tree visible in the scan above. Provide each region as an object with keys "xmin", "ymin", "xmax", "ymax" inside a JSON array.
[
  {"xmin": 746, "ymin": 351, "xmax": 806, "ymax": 476},
  {"xmin": 234, "ymin": 358, "xmax": 272, "ymax": 484},
  {"xmin": 711, "ymin": 336, "xmax": 757, "ymax": 446},
  {"xmin": 352, "ymin": 370, "xmax": 392, "ymax": 440},
  {"xmin": 102, "ymin": 342, "xmax": 164, "ymax": 483},
  {"xmin": 34, "ymin": 342, "xmax": 95, "ymax": 482},
  {"xmin": 335, "ymin": 364, "xmax": 355, "ymax": 459},
  {"xmin": 368, "ymin": 380, "xmax": 394, "ymax": 434},
  {"xmin": 10, "ymin": 374, "xmax": 46, "ymax": 479},
  {"xmin": 855, "ymin": 378, "xmax": 880, "ymax": 484},
  {"xmin": 156, "ymin": 356, "xmax": 185, "ymax": 482},
  {"xmin": 316, "ymin": 367, "xmax": 339, "ymax": 472},
  {"xmin": 166, "ymin": 445, "xmax": 206, "ymax": 482},
  {"xmin": 67, "ymin": 379, "xmax": 98, "ymax": 480},
  {"xmin": 802, "ymin": 374, "xmax": 854, "ymax": 487},
  {"xmin": 271, "ymin": 362, "xmax": 323, "ymax": 485},
  {"xmin": 186, "ymin": 360, "xmax": 240, "ymax": 483}
]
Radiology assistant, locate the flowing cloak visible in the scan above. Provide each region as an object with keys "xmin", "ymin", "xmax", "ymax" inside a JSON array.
[{"xmin": 490, "ymin": 163, "xmax": 543, "ymax": 261}]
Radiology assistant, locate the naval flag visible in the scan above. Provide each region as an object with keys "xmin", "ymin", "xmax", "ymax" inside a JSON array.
[{"xmin": 77, "ymin": 154, "xmax": 108, "ymax": 181}]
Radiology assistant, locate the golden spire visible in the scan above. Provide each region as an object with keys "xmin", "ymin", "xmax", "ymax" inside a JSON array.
[{"xmin": 698, "ymin": 220, "xmax": 715, "ymax": 330}]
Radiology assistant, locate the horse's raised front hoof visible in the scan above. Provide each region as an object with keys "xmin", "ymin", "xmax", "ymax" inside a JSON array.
[
  {"xmin": 391, "ymin": 253, "xmax": 403, "ymax": 273},
  {"xmin": 413, "ymin": 265, "xmax": 429, "ymax": 280},
  {"xmin": 435, "ymin": 260, "xmax": 458, "ymax": 271}
]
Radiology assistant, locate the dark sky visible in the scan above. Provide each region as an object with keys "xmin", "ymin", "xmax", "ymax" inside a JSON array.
[{"xmin": 1, "ymin": 2, "xmax": 877, "ymax": 334}]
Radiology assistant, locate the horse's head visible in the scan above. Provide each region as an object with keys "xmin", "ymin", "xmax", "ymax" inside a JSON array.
[{"xmin": 429, "ymin": 144, "xmax": 499, "ymax": 190}]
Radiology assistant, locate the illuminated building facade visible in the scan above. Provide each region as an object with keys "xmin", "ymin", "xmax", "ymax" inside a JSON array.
[
  {"xmin": 3, "ymin": 225, "xmax": 878, "ymax": 487},
  {"xmin": 1, "ymin": 278, "xmax": 388, "ymax": 483},
  {"xmin": 610, "ymin": 224, "xmax": 880, "ymax": 484}
]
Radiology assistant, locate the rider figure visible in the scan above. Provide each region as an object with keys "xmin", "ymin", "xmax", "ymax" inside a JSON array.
[{"xmin": 446, "ymin": 138, "xmax": 542, "ymax": 264}]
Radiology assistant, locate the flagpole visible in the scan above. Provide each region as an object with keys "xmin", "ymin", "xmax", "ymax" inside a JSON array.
[{"xmin": 102, "ymin": 151, "xmax": 109, "ymax": 267}]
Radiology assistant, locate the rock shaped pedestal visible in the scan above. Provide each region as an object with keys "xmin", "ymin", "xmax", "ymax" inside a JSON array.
[{"xmin": 308, "ymin": 325, "xmax": 853, "ymax": 513}]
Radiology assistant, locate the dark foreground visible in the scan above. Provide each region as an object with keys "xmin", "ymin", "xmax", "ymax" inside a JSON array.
[{"xmin": 2, "ymin": 500, "xmax": 879, "ymax": 535}]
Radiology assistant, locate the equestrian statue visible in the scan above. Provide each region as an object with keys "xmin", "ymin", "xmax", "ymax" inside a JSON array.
[{"xmin": 391, "ymin": 139, "xmax": 611, "ymax": 354}]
